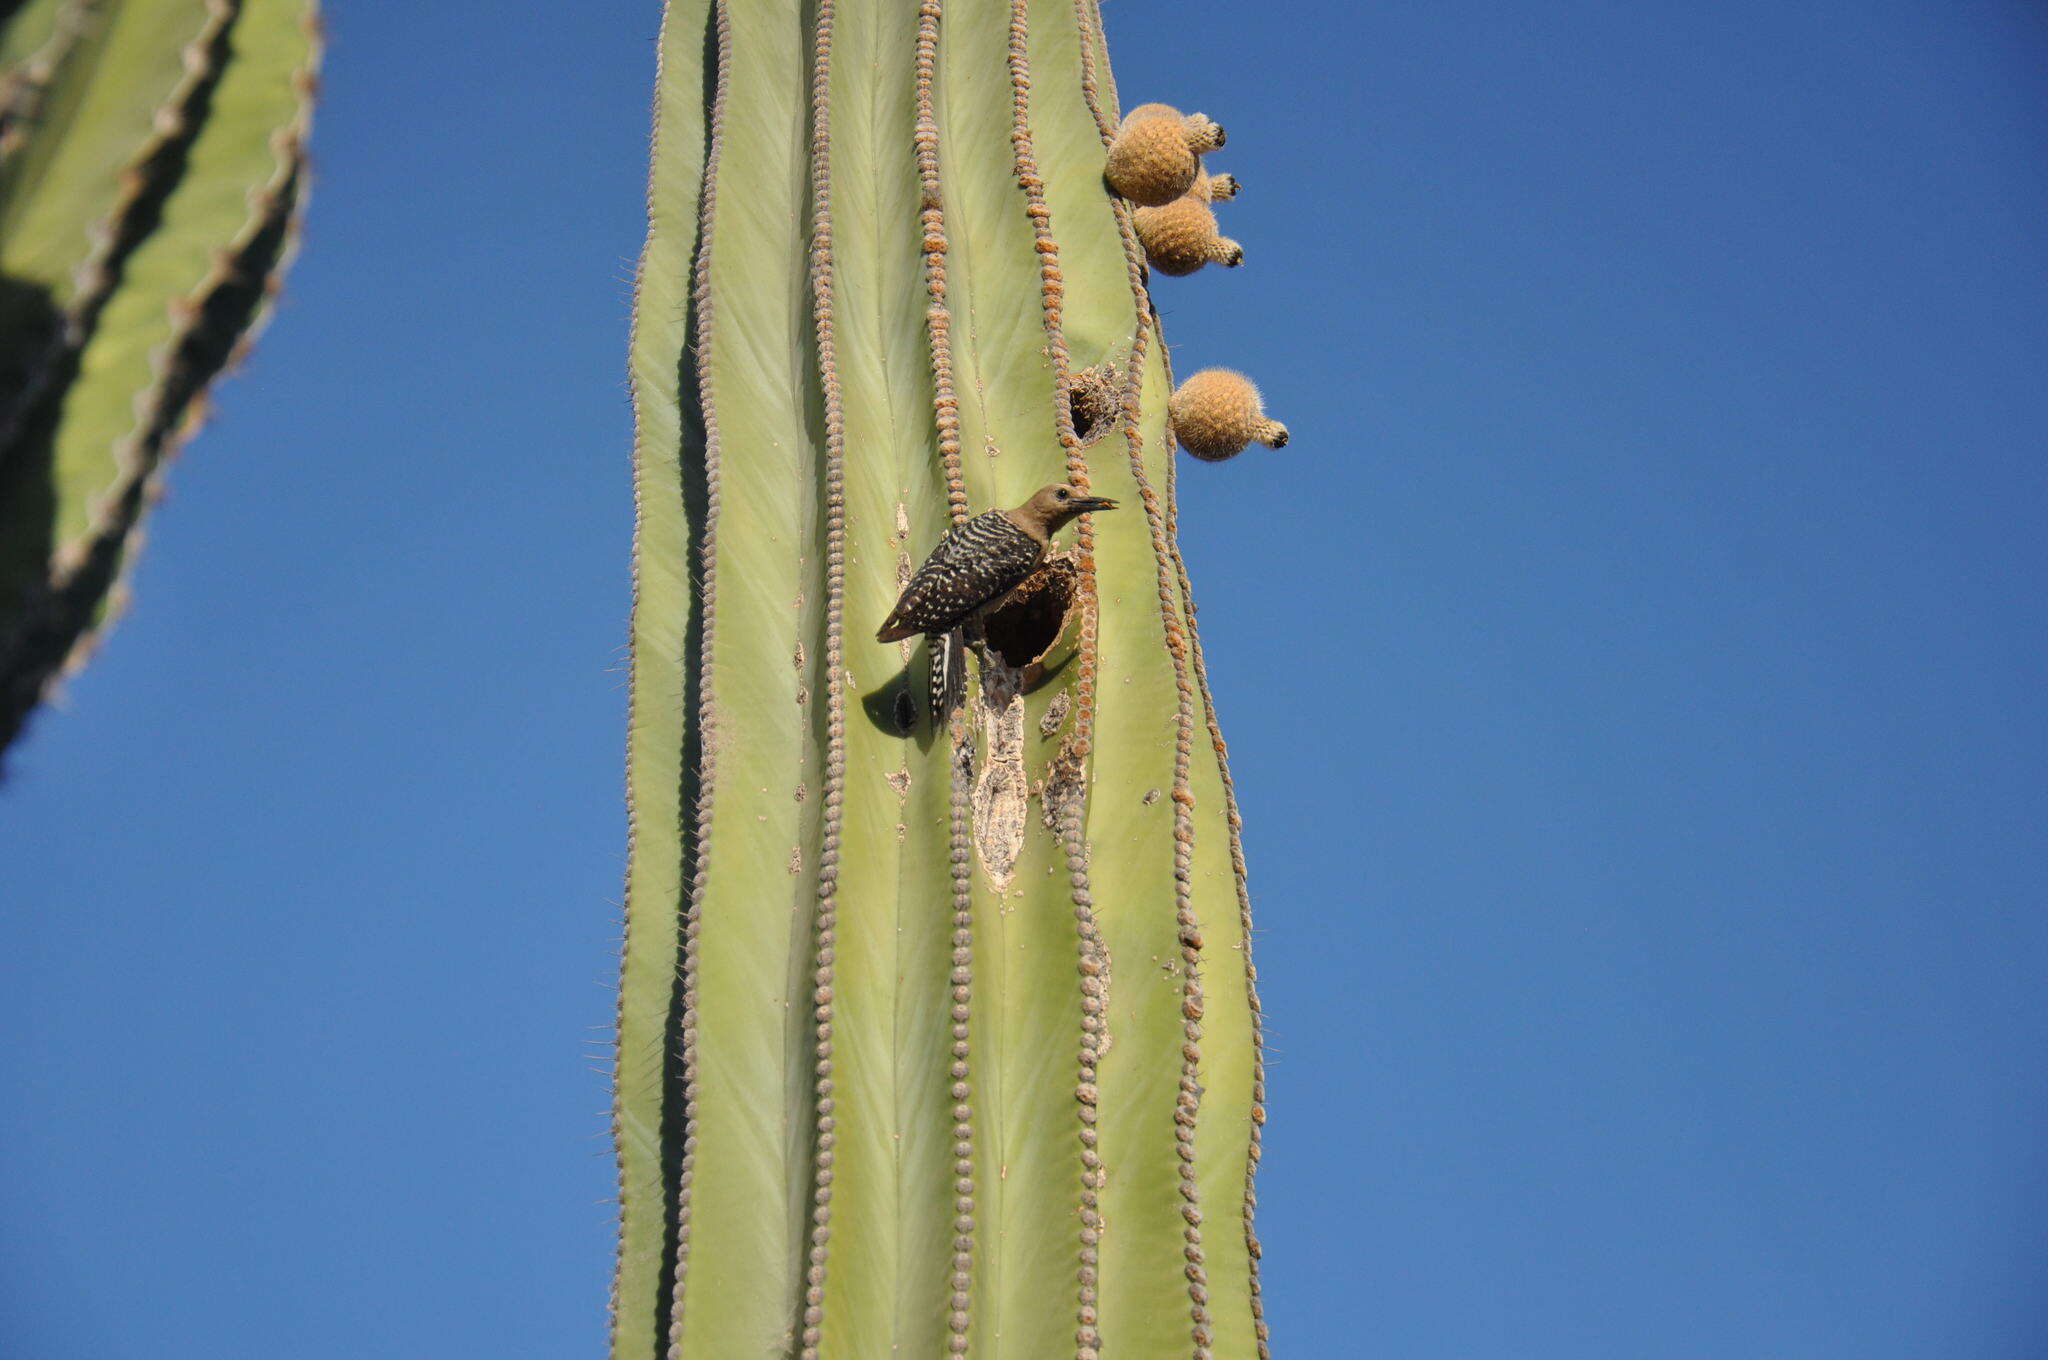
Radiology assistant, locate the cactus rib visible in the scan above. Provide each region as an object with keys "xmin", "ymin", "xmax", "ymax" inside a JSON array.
[
  {"xmin": 663, "ymin": 0, "xmax": 729, "ymax": 1343},
  {"xmin": 816, "ymin": 2, "xmax": 963, "ymax": 1353},
  {"xmin": 658, "ymin": 0, "xmax": 725, "ymax": 1350},
  {"xmin": 1001, "ymin": 11, "xmax": 1125, "ymax": 1356},
  {"xmin": 1100, "ymin": 234, "xmax": 1216, "ymax": 1360},
  {"xmin": 914, "ymin": 5, "xmax": 984, "ymax": 1352},
  {"xmin": 1157, "ymin": 325, "xmax": 1271, "ymax": 1359},
  {"xmin": 1064, "ymin": 13, "xmax": 1220, "ymax": 1348},
  {"xmin": 1077, "ymin": 6, "xmax": 1269, "ymax": 1342},
  {"xmin": 1075, "ymin": 2, "xmax": 1267, "ymax": 1350},
  {"xmin": 914, "ymin": 0, "xmax": 966, "ymax": 525},
  {"xmin": 0, "ymin": 0, "xmax": 93, "ymax": 168},
  {"xmin": 614, "ymin": 0, "xmax": 714, "ymax": 1352},
  {"xmin": 680, "ymin": 0, "xmax": 841, "ymax": 1350},
  {"xmin": 1015, "ymin": 7, "xmax": 1207, "ymax": 1350},
  {"xmin": 799, "ymin": 0, "xmax": 846, "ymax": 1353}
]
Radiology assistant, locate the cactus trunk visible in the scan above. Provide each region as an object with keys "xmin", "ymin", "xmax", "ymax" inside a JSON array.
[
  {"xmin": 618, "ymin": 3, "xmax": 1266, "ymax": 1356},
  {"xmin": 0, "ymin": 0, "xmax": 319, "ymax": 754}
]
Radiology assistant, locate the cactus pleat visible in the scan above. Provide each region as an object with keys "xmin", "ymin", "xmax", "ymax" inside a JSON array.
[
  {"xmin": 613, "ymin": 0, "xmax": 709, "ymax": 1350},
  {"xmin": 917, "ymin": 6, "xmax": 986, "ymax": 1351},
  {"xmin": 1156, "ymin": 330, "xmax": 1267, "ymax": 1355},
  {"xmin": 0, "ymin": 0, "xmax": 318, "ymax": 752},
  {"xmin": 0, "ymin": 2, "xmax": 226, "ymax": 352},
  {"xmin": 618, "ymin": 2, "xmax": 1266, "ymax": 1356},
  {"xmin": 0, "ymin": 0, "xmax": 90, "ymax": 162}
]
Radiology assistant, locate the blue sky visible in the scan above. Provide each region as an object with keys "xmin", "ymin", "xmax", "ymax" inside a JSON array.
[{"xmin": 4, "ymin": 2, "xmax": 2046, "ymax": 1356}]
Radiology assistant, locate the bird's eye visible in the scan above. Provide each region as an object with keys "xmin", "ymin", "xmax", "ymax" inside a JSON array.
[{"xmin": 1055, "ymin": 488, "xmax": 1069, "ymax": 500}]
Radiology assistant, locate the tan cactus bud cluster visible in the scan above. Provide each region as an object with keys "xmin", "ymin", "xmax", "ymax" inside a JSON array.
[
  {"xmin": 1109, "ymin": 104, "xmax": 1293, "ymax": 465},
  {"xmin": 1105, "ymin": 103, "xmax": 1228, "ymax": 206},
  {"xmin": 1168, "ymin": 369, "xmax": 1290, "ymax": 462},
  {"xmin": 1133, "ymin": 196, "xmax": 1243, "ymax": 276}
]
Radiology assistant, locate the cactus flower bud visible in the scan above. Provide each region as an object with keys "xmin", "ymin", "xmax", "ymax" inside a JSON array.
[
  {"xmin": 1104, "ymin": 104, "xmax": 1227, "ymax": 206},
  {"xmin": 1134, "ymin": 196, "xmax": 1244, "ymax": 276},
  {"xmin": 1168, "ymin": 370, "xmax": 1291, "ymax": 461}
]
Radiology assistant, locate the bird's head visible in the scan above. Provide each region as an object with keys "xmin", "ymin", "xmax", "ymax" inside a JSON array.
[{"xmin": 1016, "ymin": 483, "xmax": 1118, "ymax": 536}]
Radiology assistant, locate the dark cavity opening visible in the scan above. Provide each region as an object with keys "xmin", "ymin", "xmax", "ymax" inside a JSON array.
[
  {"xmin": 983, "ymin": 557, "xmax": 1079, "ymax": 670},
  {"xmin": 1064, "ymin": 364, "xmax": 1120, "ymax": 445}
]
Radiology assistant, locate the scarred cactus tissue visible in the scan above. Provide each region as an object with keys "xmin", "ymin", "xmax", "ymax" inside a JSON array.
[{"xmin": 1169, "ymin": 369, "xmax": 1291, "ymax": 461}]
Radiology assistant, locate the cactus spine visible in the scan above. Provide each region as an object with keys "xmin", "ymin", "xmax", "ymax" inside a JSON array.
[
  {"xmin": 0, "ymin": 0, "xmax": 320, "ymax": 754},
  {"xmin": 618, "ymin": 3, "xmax": 1266, "ymax": 1357}
]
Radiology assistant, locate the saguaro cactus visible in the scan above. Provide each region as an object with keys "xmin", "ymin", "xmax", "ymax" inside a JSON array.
[
  {"xmin": 619, "ymin": 3, "xmax": 1267, "ymax": 1357},
  {"xmin": 0, "ymin": 0, "xmax": 319, "ymax": 753}
]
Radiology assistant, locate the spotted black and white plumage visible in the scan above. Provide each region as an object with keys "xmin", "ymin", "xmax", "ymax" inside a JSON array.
[{"xmin": 877, "ymin": 510, "xmax": 1043, "ymax": 643}]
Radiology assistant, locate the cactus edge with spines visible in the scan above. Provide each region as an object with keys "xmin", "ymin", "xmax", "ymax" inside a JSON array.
[
  {"xmin": 619, "ymin": 2, "xmax": 1269, "ymax": 1357},
  {"xmin": 0, "ymin": 0, "xmax": 320, "ymax": 757}
]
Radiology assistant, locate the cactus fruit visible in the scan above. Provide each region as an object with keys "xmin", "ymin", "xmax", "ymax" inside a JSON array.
[
  {"xmin": 1122, "ymin": 101, "xmax": 1227, "ymax": 153},
  {"xmin": 1169, "ymin": 369, "xmax": 1291, "ymax": 461},
  {"xmin": 1104, "ymin": 113, "xmax": 1199, "ymax": 205},
  {"xmin": 618, "ymin": 2, "xmax": 1269, "ymax": 1357},
  {"xmin": 1193, "ymin": 169, "xmax": 1239, "ymax": 203},
  {"xmin": 0, "ymin": 0, "xmax": 321, "ymax": 756},
  {"xmin": 1135, "ymin": 195, "xmax": 1244, "ymax": 275},
  {"xmin": 1104, "ymin": 102, "xmax": 1226, "ymax": 206}
]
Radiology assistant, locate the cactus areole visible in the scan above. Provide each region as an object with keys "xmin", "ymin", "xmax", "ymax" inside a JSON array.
[{"xmin": 617, "ymin": 3, "xmax": 1271, "ymax": 1358}]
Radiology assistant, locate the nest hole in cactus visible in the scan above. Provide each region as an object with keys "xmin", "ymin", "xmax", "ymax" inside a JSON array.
[
  {"xmin": 983, "ymin": 555, "xmax": 1080, "ymax": 671},
  {"xmin": 1065, "ymin": 364, "xmax": 1120, "ymax": 445}
]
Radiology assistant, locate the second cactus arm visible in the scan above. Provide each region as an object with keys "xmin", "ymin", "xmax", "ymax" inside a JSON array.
[
  {"xmin": 0, "ymin": 0, "xmax": 318, "ymax": 753},
  {"xmin": 618, "ymin": 3, "xmax": 1265, "ymax": 1358}
]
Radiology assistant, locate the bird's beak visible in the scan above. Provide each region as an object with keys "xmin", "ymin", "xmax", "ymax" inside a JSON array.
[{"xmin": 1072, "ymin": 496, "xmax": 1118, "ymax": 513}]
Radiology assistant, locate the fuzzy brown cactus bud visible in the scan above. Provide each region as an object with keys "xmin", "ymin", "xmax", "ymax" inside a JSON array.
[
  {"xmin": 1168, "ymin": 369, "xmax": 1290, "ymax": 462},
  {"xmin": 1121, "ymin": 102, "xmax": 1180, "ymax": 125},
  {"xmin": 1104, "ymin": 103, "xmax": 1228, "ymax": 206},
  {"xmin": 1182, "ymin": 113, "xmax": 1225, "ymax": 152},
  {"xmin": 1133, "ymin": 196, "xmax": 1244, "ymax": 276},
  {"xmin": 1122, "ymin": 103, "xmax": 1226, "ymax": 149},
  {"xmin": 1105, "ymin": 116, "xmax": 1197, "ymax": 207},
  {"xmin": 1192, "ymin": 170, "xmax": 1239, "ymax": 203}
]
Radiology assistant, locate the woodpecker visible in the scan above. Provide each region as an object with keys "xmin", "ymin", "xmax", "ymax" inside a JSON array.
[
  {"xmin": 879, "ymin": 484, "xmax": 1117, "ymax": 643},
  {"xmin": 880, "ymin": 484, "xmax": 1117, "ymax": 710}
]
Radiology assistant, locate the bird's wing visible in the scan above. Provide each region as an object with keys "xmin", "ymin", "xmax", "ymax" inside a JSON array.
[{"xmin": 877, "ymin": 512, "xmax": 1041, "ymax": 641}]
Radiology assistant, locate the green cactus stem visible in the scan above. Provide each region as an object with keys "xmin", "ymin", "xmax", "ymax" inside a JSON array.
[
  {"xmin": 0, "ymin": 0, "xmax": 320, "ymax": 755},
  {"xmin": 618, "ymin": 2, "xmax": 1267, "ymax": 1357}
]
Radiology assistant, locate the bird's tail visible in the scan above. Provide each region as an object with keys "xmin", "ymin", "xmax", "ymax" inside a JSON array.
[{"xmin": 929, "ymin": 628, "xmax": 967, "ymax": 725}]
